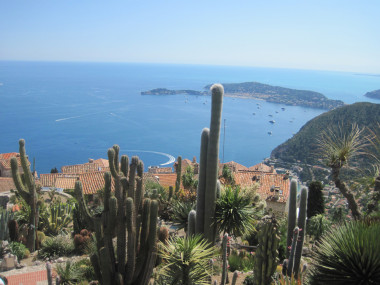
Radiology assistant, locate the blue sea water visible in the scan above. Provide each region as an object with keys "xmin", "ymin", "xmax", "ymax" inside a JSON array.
[{"xmin": 0, "ymin": 61, "xmax": 380, "ymax": 174}]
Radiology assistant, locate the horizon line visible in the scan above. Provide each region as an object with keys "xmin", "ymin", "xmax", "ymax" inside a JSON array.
[{"xmin": 1, "ymin": 59, "xmax": 379, "ymax": 75}]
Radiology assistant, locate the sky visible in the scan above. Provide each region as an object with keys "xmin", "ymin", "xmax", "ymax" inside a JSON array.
[{"xmin": 0, "ymin": 0, "xmax": 379, "ymax": 73}]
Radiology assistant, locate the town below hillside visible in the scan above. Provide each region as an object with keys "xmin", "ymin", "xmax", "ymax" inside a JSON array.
[{"xmin": 141, "ymin": 81, "xmax": 345, "ymax": 110}]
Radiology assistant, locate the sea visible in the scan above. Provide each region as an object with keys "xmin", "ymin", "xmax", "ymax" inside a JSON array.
[{"xmin": 1, "ymin": 61, "xmax": 380, "ymax": 174}]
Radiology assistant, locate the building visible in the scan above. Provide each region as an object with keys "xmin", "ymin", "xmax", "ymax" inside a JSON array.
[{"xmin": 0, "ymin": 152, "xmax": 28, "ymax": 178}]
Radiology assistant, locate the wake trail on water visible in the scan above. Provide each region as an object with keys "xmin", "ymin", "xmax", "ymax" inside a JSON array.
[
  {"xmin": 125, "ymin": 150, "xmax": 175, "ymax": 166},
  {"xmin": 55, "ymin": 111, "xmax": 109, "ymax": 122}
]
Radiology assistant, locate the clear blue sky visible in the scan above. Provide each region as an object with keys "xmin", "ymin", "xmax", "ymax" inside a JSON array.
[{"xmin": 1, "ymin": 0, "xmax": 379, "ymax": 72}]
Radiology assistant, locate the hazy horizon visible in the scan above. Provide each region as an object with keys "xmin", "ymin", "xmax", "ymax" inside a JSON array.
[{"xmin": 1, "ymin": 1, "xmax": 379, "ymax": 74}]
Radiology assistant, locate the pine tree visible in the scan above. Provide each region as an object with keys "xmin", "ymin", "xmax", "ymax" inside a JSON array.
[{"xmin": 307, "ymin": 181, "xmax": 325, "ymax": 219}]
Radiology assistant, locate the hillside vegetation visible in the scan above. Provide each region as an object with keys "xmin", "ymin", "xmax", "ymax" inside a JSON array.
[{"xmin": 271, "ymin": 102, "xmax": 380, "ymax": 165}]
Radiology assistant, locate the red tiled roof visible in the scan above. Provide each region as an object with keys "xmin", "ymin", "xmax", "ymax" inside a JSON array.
[
  {"xmin": 93, "ymin": 158, "xmax": 109, "ymax": 168},
  {"xmin": 39, "ymin": 173, "xmax": 79, "ymax": 188},
  {"xmin": 79, "ymin": 171, "xmax": 108, "ymax": 195},
  {"xmin": 61, "ymin": 163, "xmax": 109, "ymax": 174},
  {"xmin": 55, "ymin": 177, "xmax": 77, "ymax": 190},
  {"xmin": 0, "ymin": 177, "xmax": 16, "ymax": 193},
  {"xmin": 233, "ymin": 172, "xmax": 290, "ymax": 203},
  {"xmin": 0, "ymin": 152, "xmax": 19, "ymax": 160},
  {"xmin": 149, "ymin": 173, "xmax": 177, "ymax": 188},
  {"xmin": 0, "ymin": 157, "xmax": 23, "ymax": 169},
  {"xmin": 220, "ymin": 161, "xmax": 249, "ymax": 173},
  {"xmin": 248, "ymin": 163, "xmax": 275, "ymax": 173}
]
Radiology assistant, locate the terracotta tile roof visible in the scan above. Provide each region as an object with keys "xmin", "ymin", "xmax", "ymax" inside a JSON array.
[
  {"xmin": 248, "ymin": 163, "xmax": 276, "ymax": 173},
  {"xmin": 148, "ymin": 173, "xmax": 177, "ymax": 188},
  {"xmin": 93, "ymin": 158, "xmax": 109, "ymax": 168},
  {"xmin": 55, "ymin": 177, "xmax": 77, "ymax": 190},
  {"xmin": 0, "ymin": 177, "xmax": 16, "ymax": 193},
  {"xmin": 232, "ymin": 172, "xmax": 290, "ymax": 203},
  {"xmin": 0, "ymin": 157, "xmax": 24, "ymax": 170},
  {"xmin": 39, "ymin": 173, "xmax": 79, "ymax": 188},
  {"xmin": 61, "ymin": 163, "xmax": 110, "ymax": 174},
  {"xmin": 79, "ymin": 171, "xmax": 108, "ymax": 195},
  {"xmin": 220, "ymin": 161, "xmax": 249, "ymax": 173},
  {"xmin": 0, "ymin": 152, "xmax": 19, "ymax": 160}
]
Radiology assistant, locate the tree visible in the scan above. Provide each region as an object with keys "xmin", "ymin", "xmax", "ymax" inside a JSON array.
[
  {"xmin": 316, "ymin": 123, "xmax": 366, "ymax": 219},
  {"xmin": 50, "ymin": 167, "xmax": 59, "ymax": 173},
  {"xmin": 222, "ymin": 164, "xmax": 235, "ymax": 185},
  {"xmin": 307, "ymin": 181, "xmax": 325, "ymax": 219}
]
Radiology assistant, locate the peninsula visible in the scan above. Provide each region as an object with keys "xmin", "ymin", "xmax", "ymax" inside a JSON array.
[
  {"xmin": 364, "ymin": 89, "xmax": 380, "ymax": 100},
  {"xmin": 141, "ymin": 82, "xmax": 345, "ymax": 110}
]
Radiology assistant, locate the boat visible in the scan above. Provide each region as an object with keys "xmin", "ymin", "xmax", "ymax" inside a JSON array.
[
  {"xmin": 268, "ymin": 131, "xmax": 272, "ymax": 135},
  {"xmin": 281, "ymin": 107, "xmax": 285, "ymax": 111},
  {"xmin": 268, "ymin": 114, "xmax": 273, "ymax": 117},
  {"xmin": 252, "ymin": 113, "xmax": 256, "ymax": 115},
  {"xmin": 269, "ymin": 120, "xmax": 275, "ymax": 124}
]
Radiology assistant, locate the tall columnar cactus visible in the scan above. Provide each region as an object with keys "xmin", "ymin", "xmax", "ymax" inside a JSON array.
[
  {"xmin": 253, "ymin": 215, "xmax": 280, "ymax": 285},
  {"xmin": 195, "ymin": 84, "xmax": 224, "ymax": 243},
  {"xmin": 286, "ymin": 180, "xmax": 308, "ymax": 278},
  {"xmin": 286, "ymin": 227, "xmax": 299, "ymax": 277},
  {"xmin": 286, "ymin": 180, "xmax": 297, "ymax": 259},
  {"xmin": 10, "ymin": 139, "xmax": 37, "ymax": 252},
  {"xmin": 175, "ymin": 156, "xmax": 182, "ymax": 193},
  {"xmin": 74, "ymin": 145, "xmax": 158, "ymax": 285},
  {"xmin": 221, "ymin": 233, "xmax": 229, "ymax": 285},
  {"xmin": 0, "ymin": 209, "xmax": 14, "ymax": 240}
]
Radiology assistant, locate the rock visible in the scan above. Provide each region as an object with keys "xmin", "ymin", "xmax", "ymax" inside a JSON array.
[
  {"xmin": 56, "ymin": 257, "xmax": 65, "ymax": 263},
  {"xmin": 0, "ymin": 254, "xmax": 17, "ymax": 271}
]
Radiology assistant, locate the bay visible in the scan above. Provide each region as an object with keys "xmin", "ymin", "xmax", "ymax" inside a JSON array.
[{"xmin": 0, "ymin": 61, "xmax": 379, "ymax": 174}]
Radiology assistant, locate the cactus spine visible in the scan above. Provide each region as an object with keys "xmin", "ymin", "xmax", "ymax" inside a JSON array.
[
  {"xmin": 195, "ymin": 84, "xmax": 224, "ymax": 243},
  {"xmin": 286, "ymin": 180, "xmax": 308, "ymax": 278},
  {"xmin": 74, "ymin": 145, "xmax": 158, "ymax": 285},
  {"xmin": 254, "ymin": 215, "xmax": 280, "ymax": 285},
  {"xmin": 10, "ymin": 139, "xmax": 37, "ymax": 252}
]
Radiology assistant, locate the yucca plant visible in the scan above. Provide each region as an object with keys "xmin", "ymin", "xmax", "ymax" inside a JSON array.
[
  {"xmin": 157, "ymin": 234, "xmax": 215, "ymax": 285},
  {"xmin": 308, "ymin": 219, "xmax": 380, "ymax": 284},
  {"xmin": 215, "ymin": 186, "xmax": 256, "ymax": 238}
]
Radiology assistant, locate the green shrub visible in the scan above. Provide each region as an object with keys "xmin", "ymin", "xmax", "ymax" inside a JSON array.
[
  {"xmin": 228, "ymin": 251, "xmax": 255, "ymax": 272},
  {"xmin": 308, "ymin": 219, "xmax": 380, "ymax": 284},
  {"xmin": 38, "ymin": 235, "xmax": 75, "ymax": 259},
  {"xmin": 170, "ymin": 200, "xmax": 195, "ymax": 232},
  {"xmin": 55, "ymin": 260, "xmax": 83, "ymax": 284},
  {"xmin": 9, "ymin": 242, "xmax": 28, "ymax": 261}
]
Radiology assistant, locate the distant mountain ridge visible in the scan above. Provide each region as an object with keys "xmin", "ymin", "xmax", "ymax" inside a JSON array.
[
  {"xmin": 271, "ymin": 102, "xmax": 380, "ymax": 165},
  {"xmin": 142, "ymin": 81, "xmax": 345, "ymax": 110}
]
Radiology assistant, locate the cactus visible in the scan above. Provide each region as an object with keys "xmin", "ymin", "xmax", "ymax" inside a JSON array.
[
  {"xmin": 231, "ymin": 271, "xmax": 239, "ymax": 285},
  {"xmin": 168, "ymin": 186, "xmax": 173, "ymax": 201},
  {"xmin": 286, "ymin": 180, "xmax": 308, "ymax": 278},
  {"xmin": 221, "ymin": 233, "xmax": 228, "ymax": 285},
  {"xmin": 195, "ymin": 84, "xmax": 224, "ymax": 243},
  {"xmin": 10, "ymin": 139, "xmax": 37, "ymax": 252},
  {"xmin": 74, "ymin": 145, "xmax": 158, "ymax": 285},
  {"xmin": 253, "ymin": 215, "xmax": 280, "ymax": 285},
  {"xmin": 0, "ymin": 209, "xmax": 14, "ymax": 240},
  {"xmin": 286, "ymin": 180, "xmax": 297, "ymax": 259},
  {"xmin": 187, "ymin": 210, "xmax": 196, "ymax": 237},
  {"xmin": 46, "ymin": 262, "xmax": 53, "ymax": 285},
  {"xmin": 287, "ymin": 227, "xmax": 299, "ymax": 277},
  {"xmin": 8, "ymin": 219, "xmax": 19, "ymax": 242},
  {"xmin": 175, "ymin": 156, "xmax": 182, "ymax": 193}
]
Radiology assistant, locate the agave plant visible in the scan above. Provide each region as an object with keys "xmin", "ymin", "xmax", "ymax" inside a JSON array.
[
  {"xmin": 170, "ymin": 200, "xmax": 196, "ymax": 232},
  {"xmin": 55, "ymin": 260, "xmax": 83, "ymax": 285},
  {"xmin": 215, "ymin": 186, "xmax": 256, "ymax": 238},
  {"xmin": 41, "ymin": 203, "xmax": 73, "ymax": 236},
  {"xmin": 308, "ymin": 219, "xmax": 380, "ymax": 284},
  {"xmin": 156, "ymin": 235, "xmax": 214, "ymax": 285}
]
